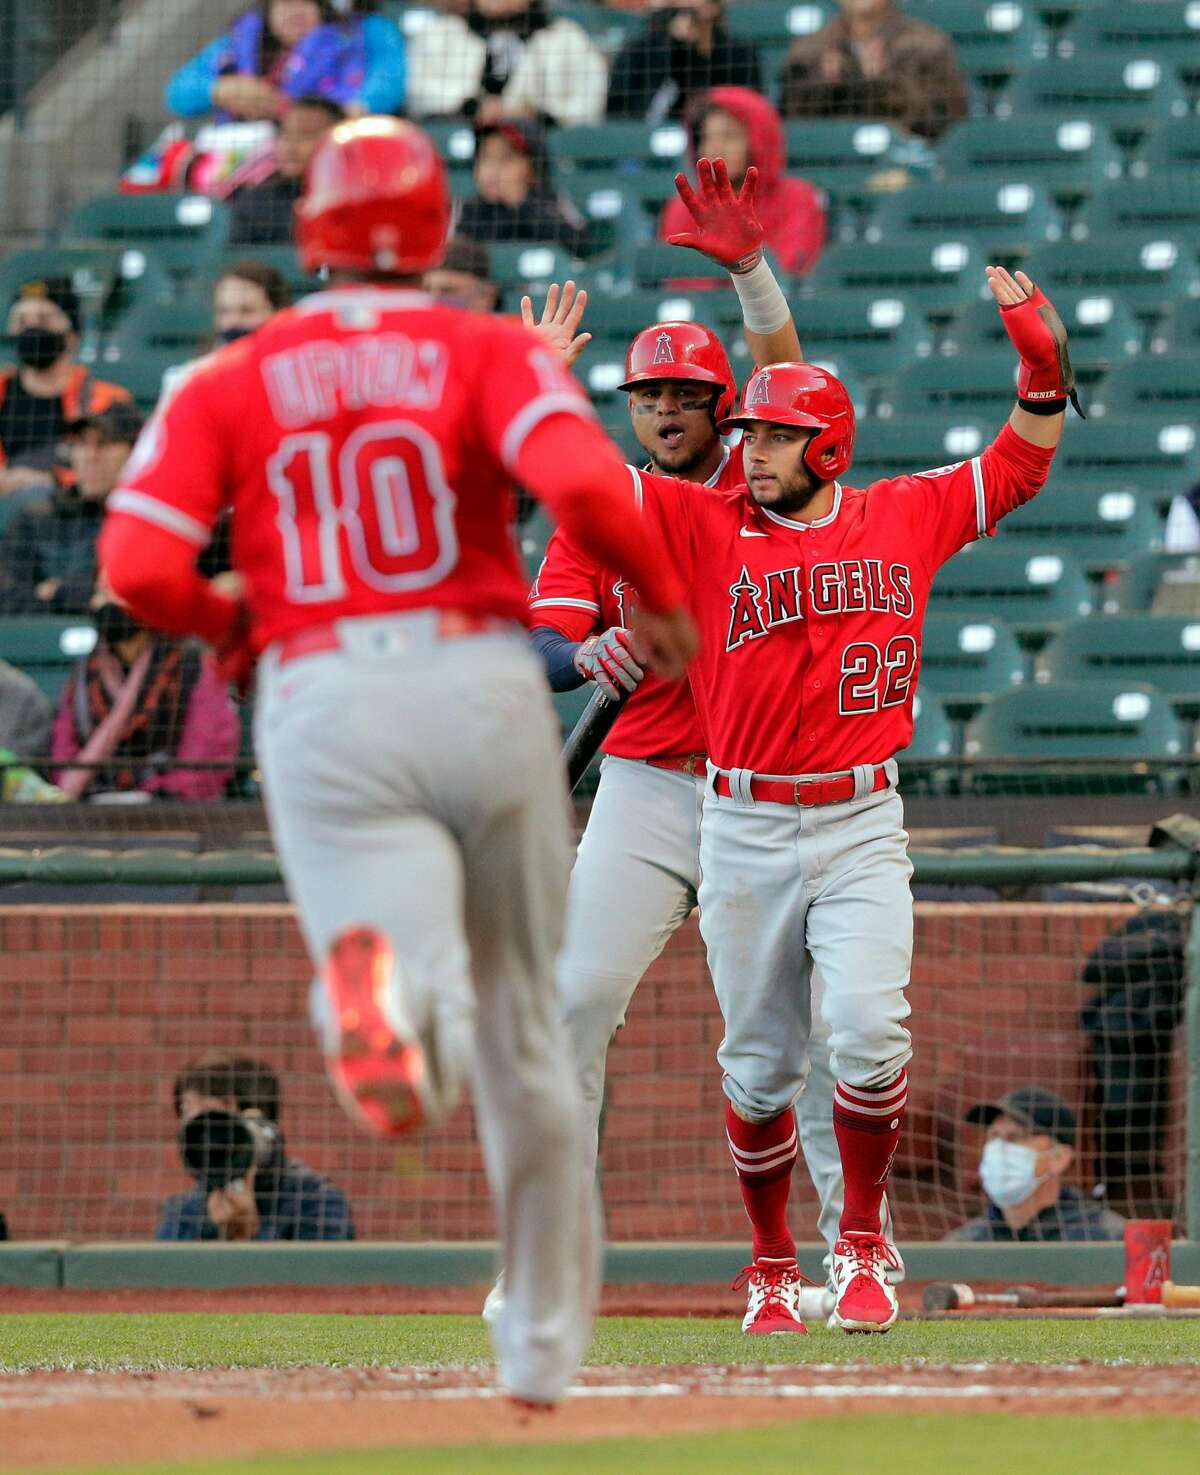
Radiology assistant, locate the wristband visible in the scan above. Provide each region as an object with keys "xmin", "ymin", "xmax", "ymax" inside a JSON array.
[
  {"xmin": 730, "ymin": 255, "xmax": 791, "ymax": 335},
  {"xmin": 1018, "ymin": 396, "xmax": 1068, "ymax": 416}
]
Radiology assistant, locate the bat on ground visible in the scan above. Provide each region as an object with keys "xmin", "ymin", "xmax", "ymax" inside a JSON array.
[
  {"xmin": 562, "ymin": 687, "xmax": 627, "ymax": 793},
  {"xmin": 923, "ymin": 1282, "xmax": 1123, "ymax": 1313},
  {"xmin": 1163, "ymin": 1281, "xmax": 1200, "ymax": 1308}
]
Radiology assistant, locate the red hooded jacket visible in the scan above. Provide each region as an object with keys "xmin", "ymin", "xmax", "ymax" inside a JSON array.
[{"xmin": 659, "ymin": 86, "xmax": 826, "ymax": 277}]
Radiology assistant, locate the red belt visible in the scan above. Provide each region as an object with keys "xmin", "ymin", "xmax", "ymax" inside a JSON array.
[
  {"xmin": 644, "ymin": 754, "xmax": 706, "ymax": 775},
  {"xmin": 712, "ymin": 764, "xmax": 891, "ymax": 807},
  {"xmin": 275, "ymin": 612, "xmax": 501, "ymax": 667}
]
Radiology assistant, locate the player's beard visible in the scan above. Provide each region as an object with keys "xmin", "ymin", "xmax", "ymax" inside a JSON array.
[
  {"xmin": 751, "ymin": 458, "xmax": 824, "ymax": 516},
  {"xmin": 644, "ymin": 423, "xmax": 719, "ymax": 478}
]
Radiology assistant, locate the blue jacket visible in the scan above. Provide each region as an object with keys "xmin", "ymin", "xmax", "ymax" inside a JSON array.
[
  {"xmin": 166, "ymin": 12, "xmax": 406, "ymax": 119},
  {"xmin": 155, "ymin": 1158, "xmax": 355, "ymax": 1241}
]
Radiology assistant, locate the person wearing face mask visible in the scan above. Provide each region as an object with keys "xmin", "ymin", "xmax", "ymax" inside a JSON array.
[
  {"xmin": 0, "ymin": 279, "xmax": 132, "ymax": 498},
  {"xmin": 947, "ymin": 1087, "xmax": 1126, "ymax": 1243},
  {"xmin": 50, "ymin": 571, "xmax": 239, "ymax": 803}
]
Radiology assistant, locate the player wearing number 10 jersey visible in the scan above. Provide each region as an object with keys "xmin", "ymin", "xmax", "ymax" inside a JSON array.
[{"xmin": 99, "ymin": 117, "xmax": 695, "ymax": 1406}]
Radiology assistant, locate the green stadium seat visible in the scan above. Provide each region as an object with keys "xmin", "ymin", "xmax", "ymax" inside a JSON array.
[
  {"xmin": 878, "ymin": 350, "xmax": 1016, "ymax": 418},
  {"xmin": 782, "ymin": 289, "xmax": 933, "ymax": 379},
  {"xmin": 553, "ymin": 685, "xmax": 595, "ymax": 742},
  {"xmin": 90, "ymin": 349, "xmax": 178, "ymax": 410},
  {"xmin": 1103, "ymin": 552, "xmax": 1200, "ymax": 612},
  {"xmin": 998, "ymin": 484, "xmax": 1165, "ymax": 570},
  {"xmin": 419, "ymin": 118, "xmax": 478, "ymax": 182},
  {"xmin": 904, "ymin": 1, "xmax": 1052, "ymax": 78},
  {"xmin": 941, "ymin": 289, "xmax": 1141, "ymax": 377},
  {"xmin": 1132, "ymin": 116, "xmax": 1200, "ymax": 177},
  {"xmin": 851, "ymin": 417, "xmax": 989, "ymax": 483},
  {"xmin": 725, "ymin": 0, "xmax": 832, "ymax": 43},
  {"xmin": 784, "ymin": 120, "xmax": 934, "ymax": 205},
  {"xmin": 96, "ymin": 298, "xmax": 213, "ymax": 407},
  {"xmin": 918, "ymin": 613, "xmax": 1026, "ymax": 713},
  {"xmin": 1153, "ymin": 296, "xmax": 1200, "ymax": 353},
  {"xmin": 67, "ymin": 195, "xmax": 227, "ymax": 287},
  {"xmin": 0, "ymin": 244, "xmax": 172, "ymax": 338},
  {"xmin": 936, "ymin": 117, "xmax": 1123, "ymax": 203},
  {"xmin": 563, "ymin": 287, "xmax": 742, "ymax": 339},
  {"xmin": 1090, "ymin": 355, "xmax": 1200, "ymax": 419},
  {"xmin": 629, "ymin": 242, "xmax": 735, "ymax": 289},
  {"xmin": 964, "ymin": 681, "xmax": 1188, "ymax": 765},
  {"xmin": 1050, "ymin": 417, "xmax": 1200, "ymax": 495},
  {"xmin": 579, "ymin": 334, "xmax": 637, "ymax": 401},
  {"xmin": 215, "ymin": 246, "xmax": 322, "ymax": 302},
  {"xmin": 899, "ymin": 688, "xmax": 956, "ymax": 761},
  {"xmin": 928, "ymin": 546, "xmax": 1093, "ymax": 639},
  {"xmin": 1005, "ymin": 55, "xmax": 1191, "ymax": 141},
  {"xmin": 1036, "ymin": 615, "xmax": 1200, "ymax": 715},
  {"xmin": 1022, "ymin": 235, "xmax": 1200, "ymax": 313},
  {"xmin": 802, "ymin": 237, "xmax": 981, "ymax": 314},
  {"xmin": 867, "ymin": 179, "xmax": 1063, "ymax": 257},
  {"xmin": 550, "ymin": 121, "xmax": 686, "ymax": 172},
  {"xmin": 0, "ymin": 615, "xmax": 95, "ymax": 702},
  {"xmin": 1066, "ymin": 2, "xmax": 1200, "ymax": 79},
  {"xmin": 1077, "ymin": 179, "xmax": 1200, "ymax": 241},
  {"xmin": 487, "ymin": 243, "xmax": 580, "ymax": 291},
  {"xmin": 519, "ymin": 504, "xmax": 555, "ymax": 581}
]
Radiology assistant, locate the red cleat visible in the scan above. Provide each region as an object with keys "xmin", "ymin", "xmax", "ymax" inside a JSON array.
[
  {"xmin": 733, "ymin": 1258, "xmax": 810, "ymax": 1335},
  {"xmin": 319, "ymin": 927, "xmax": 430, "ymax": 1138},
  {"xmin": 831, "ymin": 1233, "xmax": 901, "ymax": 1333}
]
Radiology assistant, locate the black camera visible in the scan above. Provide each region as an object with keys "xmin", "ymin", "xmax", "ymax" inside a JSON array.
[{"xmin": 179, "ymin": 1108, "xmax": 283, "ymax": 1192}]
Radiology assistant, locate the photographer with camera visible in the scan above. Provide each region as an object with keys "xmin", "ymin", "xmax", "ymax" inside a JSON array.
[{"xmin": 156, "ymin": 1052, "xmax": 354, "ymax": 1240}]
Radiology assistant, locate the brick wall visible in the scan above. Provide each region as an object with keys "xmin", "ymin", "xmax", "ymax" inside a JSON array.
[{"xmin": 0, "ymin": 902, "xmax": 1180, "ymax": 1242}]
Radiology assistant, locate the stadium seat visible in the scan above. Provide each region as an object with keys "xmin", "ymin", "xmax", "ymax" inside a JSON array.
[
  {"xmin": 214, "ymin": 246, "xmax": 322, "ymax": 302},
  {"xmin": 629, "ymin": 242, "xmax": 736, "ymax": 289},
  {"xmin": 1103, "ymin": 552, "xmax": 1200, "ymax": 613},
  {"xmin": 1036, "ymin": 615, "xmax": 1200, "ymax": 715},
  {"xmin": 579, "ymin": 334, "xmax": 639, "ymax": 401},
  {"xmin": 866, "ymin": 180, "xmax": 1063, "ymax": 257},
  {"xmin": 1089, "ymin": 355, "xmax": 1200, "ymax": 419},
  {"xmin": 66, "ymin": 194, "xmax": 228, "ymax": 289},
  {"xmin": 1066, "ymin": 1, "xmax": 1200, "ymax": 79},
  {"xmin": 1050, "ymin": 417, "xmax": 1200, "ymax": 496},
  {"xmin": 918, "ymin": 613, "xmax": 1026, "ymax": 713},
  {"xmin": 98, "ymin": 298, "xmax": 213, "ymax": 407},
  {"xmin": 1077, "ymin": 179, "xmax": 1200, "ymax": 241},
  {"xmin": 802, "ymin": 237, "xmax": 981, "ymax": 314},
  {"xmin": 936, "ymin": 117, "xmax": 1123, "ymax": 203},
  {"xmin": 784, "ymin": 120, "xmax": 934, "ymax": 206},
  {"xmin": 550, "ymin": 121, "xmax": 686, "ymax": 172},
  {"xmin": 928, "ymin": 546, "xmax": 1093, "ymax": 638},
  {"xmin": 998, "ymin": 484, "xmax": 1164, "ymax": 570},
  {"xmin": 419, "ymin": 118, "xmax": 477, "ymax": 183},
  {"xmin": 1152, "ymin": 295, "xmax": 1200, "ymax": 353},
  {"xmin": 851, "ymin": 418, "xmax": 989, "ymax": 483},
  {"xmin": 1131, "ymin": 115, "xmax": 1200, "ymax": 177},
  {"xmin": 782, "ymin": 290, "xmax": 932, "ymax": 380},
  {"xmin": 724, "ymin": 0, "xmax": 832, "ymax": 43},
  {"xmin": 964, "ymin": 681, "xmax": 1188, "ymax": 764},
  {"xmin": 905, "ymin": 1, "xmax": 1052, "ymax": 79},
  {"xmin": 878, "ymin": 351, "xmax": 1017, "ymax": 418},
  {"xmin": 565, "ymin": 287, "xmax": 742, "ymax": 340},
  {"xmin": 941, "ymin": 289, "xmax": 1140, "ymax": 377},
  {"xmin": 487, "ymin": 243, "xmax": 579, "ymax": 291},
  {"xmin": 519, "ymin": 504, "xmax": 555, "ymax": 581},
  {"xmin": 899, "ymin": 688, "xmax": 956, "ymax": 760},
  {"xmin": 1005, "ymin": 56, "xmax": 1192, "ymax": 141},
  {"xmin": 0, "ymin": 615, "xmax": 95, "ymax": 702},
  {"xmin": 0, "ymin": 245, "xmax": 159, "ymax": 344},
  {"xmin": 1022, "ymin": 235, "xmax": 1200, "ymax": 313}
]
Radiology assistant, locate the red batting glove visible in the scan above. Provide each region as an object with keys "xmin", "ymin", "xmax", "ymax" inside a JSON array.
[
  {"xmin": 999, "ymin": 280, "xmax": 1085, "ymax": 418},
  {"xmin": 667, "ymin": 157, "xmax": 765, "ymax": 273}
]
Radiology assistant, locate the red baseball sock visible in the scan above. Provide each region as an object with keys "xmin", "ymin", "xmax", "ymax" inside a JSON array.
[
  {"xmin": 724, "ymin": 1099, "xmax": 798, "ymax": 1262},
  {"xmin": 833, "ymin": 1070, "xmax": 907, "ymax": 1236}
]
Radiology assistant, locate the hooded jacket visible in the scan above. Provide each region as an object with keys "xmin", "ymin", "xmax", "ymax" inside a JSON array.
[{"xmin": 658, "ymin": 87, "xmax": 826, "ymax": 277}]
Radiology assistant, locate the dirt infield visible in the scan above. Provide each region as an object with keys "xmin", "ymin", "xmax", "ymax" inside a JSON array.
[{"xmin": 3, "ymin": 1363, "xmax": 1200, "ymax": 1471}]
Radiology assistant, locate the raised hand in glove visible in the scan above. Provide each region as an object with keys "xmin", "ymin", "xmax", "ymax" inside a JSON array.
[
  {"xmin": 573, "ymin": 626, "xmax": 645, "ymax": 702},
  {"xmin": 989, "ymin": 265, "xmax": 1084, "ymax": 418},
  {"xmin": 667, "ymin": 157, "xmax": 765, "ymax": 274}
]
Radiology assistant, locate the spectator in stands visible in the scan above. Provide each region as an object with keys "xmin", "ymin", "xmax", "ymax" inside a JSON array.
[
  {"xmin": 1164, "ymin": 481, "xmax": 1200, "ymax": 553},
  {"xmin": 424, "ymin": 235, "xmax": 501, "ymax": 312},
  {"xmin": 456, "ymin": 117, "xmax": 592, "ymax": 254},
  {"xmin": 946, "ymin": 1087, "xmax": 1126, "ymax": 1243},
  {"xmin": 165, "ymin": 0, "xmax": 406, "ymax": 121},
  {"xmin": 51, "ymin": 570, "xmax": 239, "ymax": 803},
  {"xmin": 227, "ymin": 95, "xmax": 345, "ymax": 246},
  {"xmin": 0, "ymin": 279, "xmax": 132, "ymax": 498},
  {"xmin": 780, "ymin": 0, "xmax": 968, "ymax": 142},
  {"xmin": 0, "ymin": 403, "xmax": 143, "ymax": 617},
  {"xmin": 213, "ymin": 261, "xmax": 293, "ymax": 346},
  {"xmin": 405, "ymin": 0, "xmax": 606, "ymax": 127},
  {"xmin": 158, "ymin": 1052, "xmax": 354, "ymax": 1241},
  {"xmin": 660, "ymin": 89, "xmax": 826, "ymax": 276},
  {"xmin": 0, "ymin": 659, "xmax": 54, "ymax": 758},
  {"xmin": 607, "ymin": 0, "xmax": 761, "ymax": 123}
]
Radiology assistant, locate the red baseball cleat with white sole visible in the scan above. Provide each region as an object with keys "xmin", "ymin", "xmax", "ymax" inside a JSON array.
[
  {"xmin": 318, "ymin": 927, "xmax": 431, "ymax": 1138},
  {"xmin": 830, "ymin": 1233, "xmax": 901, "ymax": 1332},
  {"xmin": 733, "ymin": 1258, "xmax": 810, "ymax": 1335}
]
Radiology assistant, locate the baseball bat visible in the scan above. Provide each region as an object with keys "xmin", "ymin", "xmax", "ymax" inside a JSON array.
[
  {"xmin": 562, "ymin": 687, "xmax": 626, "ymax": 793},
  {"xmin": 923, "ymin": 1282, "xmax": 1123, "ymax": 1313},
  {"xmin": 1163, "ymin": 1282, "xmax": 1200, "ymax": 1308}
]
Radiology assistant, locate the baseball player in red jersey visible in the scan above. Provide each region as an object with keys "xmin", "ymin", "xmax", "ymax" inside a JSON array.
[
  {"xmin": 510, "ymin": 161, "xmax": 896, "ymax": 1331},
  {"xmin": 627, "ymin": 265, "xmax": 1077, "ymax": 1334},
  {"xmin": 98, "ymin": 118, "xmax": 696, "ymax": 1404}
]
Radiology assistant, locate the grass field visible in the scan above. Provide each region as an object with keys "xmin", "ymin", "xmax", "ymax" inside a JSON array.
[{"xmin": 1, "ymin": 1311, "xmax": 1198, "ymax": 1369}]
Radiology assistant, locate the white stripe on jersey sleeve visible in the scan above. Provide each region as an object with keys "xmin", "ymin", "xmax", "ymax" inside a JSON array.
[
  {"xmin": 626, "ymin": 462, "xmax": 644, "ymax": 510},
  {"xmin": 970, "ymin": 455, "xmax": 986, "ymax": 539},
  {"xmin": 107, "ymin": 490, "xmax": 211, "ymax": 547},
  {"xmin": 500, "ymin": 394, "xmax": 596, "ymax": 474},
  {"xmin": 529, "ymin": 597, "xmax": 602, "ymax": 613}
]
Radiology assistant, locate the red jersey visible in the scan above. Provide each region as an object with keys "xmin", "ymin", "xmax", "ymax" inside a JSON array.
[
  {"xmin": 635, "ymin": 423, "xmax": 1056, "ymax": 774},
  {"xmin": 528, "ymin": 441, "xmax": 744, "ymax": 760},
  {"xmin": 110, "ymin": 287, "xmax": 598, "ymax": 651}
]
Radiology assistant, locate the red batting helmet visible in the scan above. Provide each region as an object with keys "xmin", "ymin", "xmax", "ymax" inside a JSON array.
[
  {"xmin": 721, "ymin": 362, "xmax": 856, "ymax": 480},
  {"xmin": 620, "ymin": 321, "xmax": 736, "ymax": 423},
  {"xmin": 296, "ymin": 117, "xmax": 451, "ymax": 276}
]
